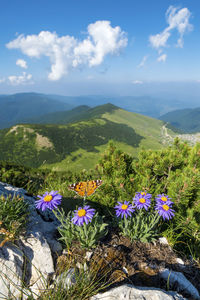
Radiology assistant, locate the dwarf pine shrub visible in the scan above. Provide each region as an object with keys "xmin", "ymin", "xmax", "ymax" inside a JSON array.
[{"xmin": 89, "ymin": 139, "xmax": 200, "ymax": 256}]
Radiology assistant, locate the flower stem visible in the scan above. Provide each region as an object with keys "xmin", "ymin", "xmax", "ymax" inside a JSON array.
[{"xmin": 83, "ymin": 222, "xmax": 88, "ymax": 246}]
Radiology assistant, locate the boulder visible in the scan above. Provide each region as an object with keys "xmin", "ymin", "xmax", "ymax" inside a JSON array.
[
  {"xmin": 0, "ymin": 181, "xmax": 62, "ymax": 299},
  {"xmin": 90, "ymin": 284, "xmax": 186, "ymax": 300},
  {"xmin": 160, "ymin": 268, "xmax": 200, "ymax": 300},
  {"xmin": 0, "ymin": 242, "xmax": 24, "ymax": 299}
]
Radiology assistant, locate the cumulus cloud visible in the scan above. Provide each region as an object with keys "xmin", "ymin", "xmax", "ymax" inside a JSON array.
[
  {"xmin": 8, "ymin": 72, "xmax": 33, "ymax": 85},
  {"xmin": 16, "ymin": 59, "xmax": 27, "ymax": 69},
  {"xmin": 149, "ymin": 6, "xmax": 193, "ymax": 50},
  {"xmin": 157, "ymin": 54, "xmax": 167, "ymax": 62},
  {"xmin": 137, "ymin": 55, "xmax": 148, "ymax": 68},
  {"xmin": 6, "ymin": 21, "xmax": 127, "ymax": 81},
  {"xmin": 132, "ymin": 80, "xmax": 143, "ymax": 84}
]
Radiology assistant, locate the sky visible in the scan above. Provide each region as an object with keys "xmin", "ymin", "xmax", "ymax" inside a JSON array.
[{"xmin": 0, "ymin": 0, "xmax": 200, "ymax": 99}]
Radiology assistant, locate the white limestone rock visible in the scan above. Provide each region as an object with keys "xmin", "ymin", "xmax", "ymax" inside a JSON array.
[
  {"xmin": 176, "ymin": 258, "xmax": 185, "ymax": 270},
  {"xmin": 0, "ymin": 181, "xmax": 62, "ymax": 257},
  {"xmin": 0, "ymin": 182, "xmax": 61, "ymax": 299},
  {"xmin": 90, "ymin": 284, "xmax": 186, "ymax": 300},
  {"xmin": 160, "ymin": 268, "xmax": 200, "ymax": 300},
  {"xmin": 158, "ymin": 237, "xmax": 169, "ymax": 245},
  {"xmin": 18, "ymin": 233, "xmax": 54, "ymax": 294},
  {"xmin": 0, "ymin": 242, "xmax": 24, "ymax": 299}
]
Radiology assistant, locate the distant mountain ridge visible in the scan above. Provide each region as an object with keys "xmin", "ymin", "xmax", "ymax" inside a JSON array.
[
  {"xmin": 0, "ymin": 92, "xmax": 196, "ymax": 129},
  {"xmin": 160, "ymin": 107, "xmax": 200, "ymax": 133},
  {"xmin": 0, "ymin": 93, "xmax": 74, "ymax": 129},
  {"xmin": 47, "ymin": 94, "xmax": 183, "ymax": 118}
]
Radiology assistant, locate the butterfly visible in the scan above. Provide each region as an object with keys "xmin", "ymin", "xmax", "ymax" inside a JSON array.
[{"xmin": 68, "ymin": 180, "xmax": 103, "ymax": 197}]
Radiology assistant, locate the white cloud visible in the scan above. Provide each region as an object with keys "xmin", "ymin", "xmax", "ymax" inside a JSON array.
[
  {"xmin": 6, "ymin": 21, "xmax": 127, "ymax": 81},
  {"xmin": 149, "ymin": 6, "xmax": 192, "ymax": 50},
  {"xmin": 157, "ymin": 54, "xmax": 167, "ymax": 62},
  {"xmin": 16, "ymin": 59, "xmax": 27, "ymax": 69},
  {"xmin": 73, "ymin": 21, "xmax": 127, "ymax": 67},
  {"xmin": 137, "ymin": 55, "xmax": 148, "ymax": 68},
  {"xmin": 149, "ymin": 30, "xmax": 170, "ymax": 49},
  {"xmin": 8, "ymin": 72, "xmax": 33, "ymax": 85},
  {"xmin": 132, "ymin": 80, "xmax": 143, "ymax": 84}
]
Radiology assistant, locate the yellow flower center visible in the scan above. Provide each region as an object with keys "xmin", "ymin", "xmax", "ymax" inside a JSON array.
[
  {"xmin": 78, "ymin": 209, "xmax": 86, "ymax": 217},
  {"xmin": 44, "ymin": 195, "xmax": 53, "ymax": 202},
  {"xmin": 141, "ymin": 192, "xmax": 146, "ymax": 195},
  {"xmin": 121, "ymin": 204, "xmax": 128, "ymax": 210},
  {"xmin": 162, "ymin": 204, "xmax": 169, "ymax": 211},
  {"xmin": 139, "ymin": 198, "xmax": 146, "ymax": 203},
  {"xmin": 161, "ymin": 196, "xmax": 167, "ymax": 202}
]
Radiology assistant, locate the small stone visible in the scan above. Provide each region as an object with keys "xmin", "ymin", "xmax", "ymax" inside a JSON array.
[
  {"xmin": 158, "ymin": 237, "xmax": 169, "ymax": 245},
  {"xmin": 85, "ymin": 251, "xmax": 93, "ymax": 261},
  {"xmin": 176, "ymin": 258, "xmax": 185, "ymax": 267},
  {"xmin": 122, "ymin": 266, "xmax": 128, "ymax": 275}
]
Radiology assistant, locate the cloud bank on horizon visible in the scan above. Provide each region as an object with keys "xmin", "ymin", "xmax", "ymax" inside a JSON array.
[{"xmin": 6, "ymin": 20, "xmax": 127, "ymax": 82}]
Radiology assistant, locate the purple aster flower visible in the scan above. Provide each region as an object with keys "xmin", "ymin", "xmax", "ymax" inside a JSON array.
[
  {"xmin": 114, "ymin": 201, "xmax": 134, "ymax": 218},
  {"xmin": 133, "ymin": 192, "xmax": 151, "ymax": 210},
  {"xmin": 72, "ymin": 205, "xmax": 95, "ymax": 226},
  {"xmin": 155, "ymin": 203, "xmax": 175, "ymax": 220},
  {"xmin": 155, "ymin": 194, "xmax": 173, "ymax": 206},
  {"xmin": 36, "ymin": 191, "xmax": 62, "ymax": 211}
]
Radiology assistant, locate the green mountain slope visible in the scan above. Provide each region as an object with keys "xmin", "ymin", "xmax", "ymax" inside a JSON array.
[
  {"xmin": 25, "ymin": 105, "xmax": 90, "ymax": 124},
  {"xmin": 0, "ymin": 104, "xmax": 176, "ymax": 172},
  {"xmin": 160, "ymin": 108, "xmax": 200, "ymax": 133}
]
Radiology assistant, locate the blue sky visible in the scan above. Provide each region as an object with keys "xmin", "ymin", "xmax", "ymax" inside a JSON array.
[{"xmin": 0, "ymin": 0, "xmax": 200, "ymax": 99}]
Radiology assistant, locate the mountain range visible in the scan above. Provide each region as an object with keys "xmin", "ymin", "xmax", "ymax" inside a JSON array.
[
  {"xmin": 0, "ymin": 92, "xmax": 198, "ymax": 129},
  {"xmin": 160, "ymin": 107, "xmax": 200, "ymax": 133},
  {"xmin": 0, "ymin": 103, "xmax": 176, "ymax": 172},
  {"xmin": 0, "ymin": 93, "xmax": 73, "ymax": 129}
]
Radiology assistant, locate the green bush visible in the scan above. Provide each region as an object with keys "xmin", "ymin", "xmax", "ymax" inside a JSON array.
[
  {"xmin": 90, "ymin": 139, "xmax": 200, "ymax": 256},
  {"xmin": 0, "ymin": 194, "xmax": 29, "ymax": 246}
]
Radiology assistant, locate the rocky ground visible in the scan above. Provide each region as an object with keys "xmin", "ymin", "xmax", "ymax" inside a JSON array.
[
  {"xmin": 60, "ymin": 229, "xmax": 200, "ymax": 299},
  {"xmin": 0, "ymin": 181, "xmax": 200, "ymax": 300}
]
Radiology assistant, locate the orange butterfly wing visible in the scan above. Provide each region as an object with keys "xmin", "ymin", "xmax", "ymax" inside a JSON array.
[
  {"xmin": 68, "ymin": 181, "xmax": 87, "ymax": 197},
  {"xmin": 86, "ymin": 180, "xmax": 102, "ymax": 196},
  {"xmin": 68, "ymin": 180, "xmax": 102, "ymax": 197}
]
